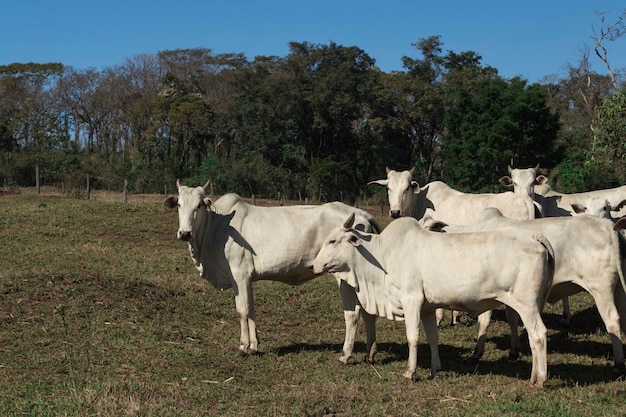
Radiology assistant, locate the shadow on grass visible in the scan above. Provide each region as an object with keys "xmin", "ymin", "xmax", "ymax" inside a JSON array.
[{"xmin": 273, "ymin": 304, "xmax": 620, "ymax": 386}]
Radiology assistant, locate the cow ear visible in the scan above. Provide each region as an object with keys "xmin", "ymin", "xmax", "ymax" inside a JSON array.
[
  {"xmin": 164, "ymin": 196, "xmax": 178, "ymax": 209},
  {"xmin": 203, "ymin": 197, "xmax": 213, "ymax": 210},
  {"xmin": 499, "ymin": 176, "xmax": 513, "ymax": 187},
  {"xmin": 348, "ymin": 234, "xmax": 361, "ymax": 247},
  {"xmin": 535, "ymin": 175, "xmax": 549, "ymax": 185},
  {"xmin": 410, "ymin": 181, "xmax": 420, "ymax": 194},
  {"xmin": 614, "ymin": 217, "xmax": 626, "ymax": 232},
  {"xmin": 571, "ymin": 203, "xmax": 586, "ymax": 214},
  {"xmin": 367, "ymin": 179, "xmax": 388, "ymax": 186}
]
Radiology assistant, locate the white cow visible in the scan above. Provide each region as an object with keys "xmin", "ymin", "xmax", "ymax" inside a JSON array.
[
  {"xmin": 500, "ymin": 165, "xmax": 626, "ymax": 323},
  {"xmin": 368, "ymin": 167, "xmax": 538, "ymax": 326},
  {"xmin": 164, "ymin": 180, "xmax": 381, "ymax": 361},
  {"xmin": 423, "ymin": 207, "xmax": 626, "ymax": 376},
  {"xmin": 368, "ymin": 167, "xmax": 538, "ymax": 222},
  {"xmin": 500, "ymin": 165, "xmax": 626, "ymax": 218},
  {"xmin": 570, "ymin": 196, "xmax": 626, "ymax": 220},
  {"xmin": 312, "ymin": 214, "xmax": 554, "ymax": 387}
]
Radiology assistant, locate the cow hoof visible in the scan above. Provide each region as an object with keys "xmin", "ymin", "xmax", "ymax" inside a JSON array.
[
  {"xmin": 235, "ymin": 349, "xmax": 248, "ymax": 358},
  {"xmin": 337, "ymin": 356, "xmax": 350, "ymax": 365},
  {"xmin": 427, "ymin": 369, "xmax": 441, "ymax": 380},
  {"xmin": 248, "ymin": 348, "xmax": 258, "ymax": 356},
  {"xmin": 611, "ymin": 364, "xmax": 626, "ymax": 380},
  {"xmin": 402, "ymin": 371, "xmax": 416, "ymax": 380}
]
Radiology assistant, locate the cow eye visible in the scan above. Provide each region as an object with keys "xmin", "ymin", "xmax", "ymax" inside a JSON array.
[{"xmin": 329, "ymin": 239, "xmax": 336, "ymax": 244}]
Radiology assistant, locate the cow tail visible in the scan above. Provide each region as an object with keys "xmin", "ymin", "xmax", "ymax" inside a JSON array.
[
  {"xmin": 615, "ymin": 231, "xmax": 626, "ymax": 297},
  {"xmin": 535, "ymin": 233, "xmax": 556, "ymax": 302}
]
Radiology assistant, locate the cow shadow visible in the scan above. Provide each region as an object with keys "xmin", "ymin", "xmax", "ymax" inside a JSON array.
[{"xmin": 273, "ymin": 305, "xmax": 618, "ymax": 384}]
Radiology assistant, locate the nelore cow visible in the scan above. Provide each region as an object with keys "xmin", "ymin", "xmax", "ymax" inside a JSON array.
[
  {"xmin": 312, "ymin": 214, "xmax": 554, "ymax": 387},
  {"xmin": 368, "ymin": 167, "xmax": 537, "ymax": 222},
  {"xmin": 500, "ymin": 165, "xmax": 626, "ymax": 218},
  {"xmin": 368, "ymin": 167, "xmax": 538, "ymax": 326},
  {"xmin": 500, "ymin": 165, "xmax": 626, "ymax": 322},
  {"xmin": 570, "ymin": 195, "xmax": 626, "ymax": 222},
  {"xmin": 422, "ymin": 207, "xmax": 626, "ymax": 376},
  {"xmin": 164, "ymin": 180, "xmax": 381, "ymax": 361}
]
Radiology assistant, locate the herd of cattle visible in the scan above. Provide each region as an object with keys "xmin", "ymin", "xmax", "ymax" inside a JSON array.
[{"xmin": 164, "ymin": 166, "xmax": 626, "ymax": 388}]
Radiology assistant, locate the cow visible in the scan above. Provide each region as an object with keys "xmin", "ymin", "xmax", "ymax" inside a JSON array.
[
  {"xmin": 311, "ymin": 213, "xmax": 555, "ymax": 387},
  {"xmin": 368, "ymin": 167, "xmax": 538, "ymax": 326},
  {"xmin": 422, "ymin": 207, "xmax": 626, "ymax": 376},
  {"xmin": 164, "ymin": 180, "xmax": 381, "ymax": 362},
  {"xmin": 500, "ymin": 165, "xmax": 626, "ymax": 218},
  {"xmin": 500, "ymin": 165, "xmax": 626, "ymax": 323},
  {"xmin": 537, "ymin": 182, "xmax": 626, "ymax": 218},
  {"xmin": 570, "ymin": 196, "xmax": 626, "ymax": 220},
  {"xmin": 368, "ymin": 167, "xmax": 538, "ymax": 222}
]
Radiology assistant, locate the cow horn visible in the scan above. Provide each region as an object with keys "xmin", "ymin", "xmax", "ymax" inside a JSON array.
[
  {"xmin": 176, "ymin": 179, "xmax": 183, "ymax": 190},
  {"xmin": 507, "ymin": 165, "xmax": 513, "ymax": 173},
  {"xmin": 534, "ymin": 163, "xmax": 540, "ymax": 171},
  {"xmin": 385, "ymin": 166, "xmax": 391, "ymax": 174},
  {"xmin": 343, "ymin": 213, "xmax": 355, "ymax": 231},
  {"xmin": 409, "ymin": 166, "xmax": 415, "ymax": 175},
  {"xmin": 202, "ymin": 179, "xmax": 211, "ymax": 192}
]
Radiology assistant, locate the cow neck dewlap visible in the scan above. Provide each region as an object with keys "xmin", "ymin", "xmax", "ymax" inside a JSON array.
[
  {"xmin": 188, "ymin": 206, "xmax": 210, "ymax": 274},
  {"xmin": 352, "ymin": 247, "xmax": 404, "ymax": 321}
]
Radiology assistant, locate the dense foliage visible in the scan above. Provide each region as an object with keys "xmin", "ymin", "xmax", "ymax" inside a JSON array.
[{"xmin": 0, "ymin": 37, "xmax": 623, "ymax": 201}]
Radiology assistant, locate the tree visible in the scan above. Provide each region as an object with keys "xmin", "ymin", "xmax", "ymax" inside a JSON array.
[
  {"xmin": 592, "ymin": 10, "xmax": 626, "ymax": 89},
  {"xmin": 585, "ymin": 86, "xmax": 626, "ymax": 186},
  {"xmin": 443, "ymin": 77, "xmax": 560, "ymax": 192}
]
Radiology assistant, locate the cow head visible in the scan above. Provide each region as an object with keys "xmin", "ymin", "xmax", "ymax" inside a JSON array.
[
  {"xmin": 498, "ymin": 164, "xmax": 541, "ymax": 198},
  {"xmin": 571, "ymin": 197, "xmax": 626, "ymax": 219},
  {"xmin": 311, "ymin": 214, "xmax": 361, "ymax": 276},
  {"xmin": 312, "ymin": 214, "xmax": 381, "ymax": 291},
  {"xmin": 163, "ymin": 179, "xmax": 212, "ymax": 241},
  {"xmin": 368, "ymin": 167, "xmax": 420, "ymax": 218}
]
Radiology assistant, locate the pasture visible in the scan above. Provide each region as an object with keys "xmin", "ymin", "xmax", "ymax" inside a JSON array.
[{"xmin": 2, "ymin": 190, "xmax": 626, "ymax": 416}]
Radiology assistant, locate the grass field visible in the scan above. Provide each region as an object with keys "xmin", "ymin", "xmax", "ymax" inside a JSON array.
[{"xmin": 2, "ymin": 190, "xmax": 626, "ymax": 416}]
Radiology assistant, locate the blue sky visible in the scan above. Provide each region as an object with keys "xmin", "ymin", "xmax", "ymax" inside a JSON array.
[{"xmin": 3, "ymin": 1, "xmax": 625, "ymax": 83}]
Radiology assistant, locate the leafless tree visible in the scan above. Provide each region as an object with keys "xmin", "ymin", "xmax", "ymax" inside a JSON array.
[{"xmin": 592, "ymin": 10, "xmax": 626, "ymax": 89}]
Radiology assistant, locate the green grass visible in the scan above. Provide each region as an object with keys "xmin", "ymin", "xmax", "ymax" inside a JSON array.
[{"xmin": 2, "ymin": 192, "xmax": 626, "ymax": 416}]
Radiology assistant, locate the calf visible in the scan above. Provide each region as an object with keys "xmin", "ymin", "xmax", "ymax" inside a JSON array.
[{"xmin": 312, "ymin": 214, "xmax": 555, "ymax": 387}]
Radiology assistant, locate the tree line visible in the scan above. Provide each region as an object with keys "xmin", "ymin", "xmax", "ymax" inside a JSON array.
[{"xmin": 0, "ymin": 35, "xmax": 624, "ymax": 204}]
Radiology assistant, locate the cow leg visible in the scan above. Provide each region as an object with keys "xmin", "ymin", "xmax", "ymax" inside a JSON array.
[
  {"xmin": 435, "ymin": 308, "xmax": 444, "ymax": 327},
  {"xmin": 233, "ymin": 280, "xmax": 258, "ymax": 356},
  {"xmin": 451, "ymin": 310, "xmax": 461, "ymax": 325},
  {"xmin": 614, "ymin": 284, "xmax": 626, "ymax": 336},
  {"xmin": 422, "ymin": 311, "xmax": 441, "ymax": 378},
  {"xmin": 361, "ymin": 310, "xmax": 378, "ymax": 364},
  {"xmin": 512, "ymin": 307, "xmax": 548, "ymax": 388},
  {"xmin": 337, "ymin": 279, "xmax": 378, "ymax": 364},
  {"xmin": 505, "ymin": 306, "xmax": 521, "ymax": 360},
  {"xmin": 469, "ymin": 310, "xmax": 492, "ymax": 364},
  {"xmin": 589, "ymin": 289, "xmax": 625, "ymax": 375},
  {"xmin": 560, "ymin": 296, "xmax": 572, "ymax": 327},
  {"xmin": 403, "ymin": 304, "xmax": 421, "ymax": 380}
]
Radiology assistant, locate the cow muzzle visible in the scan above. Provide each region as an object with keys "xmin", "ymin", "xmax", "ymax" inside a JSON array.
[
  {"xmin": 178, "ymin": 230, "xmax": 192, "ymax": 241},
  {"xmin": 390, "ymin": 210, "xmax": 401, "ymax": 218}
]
